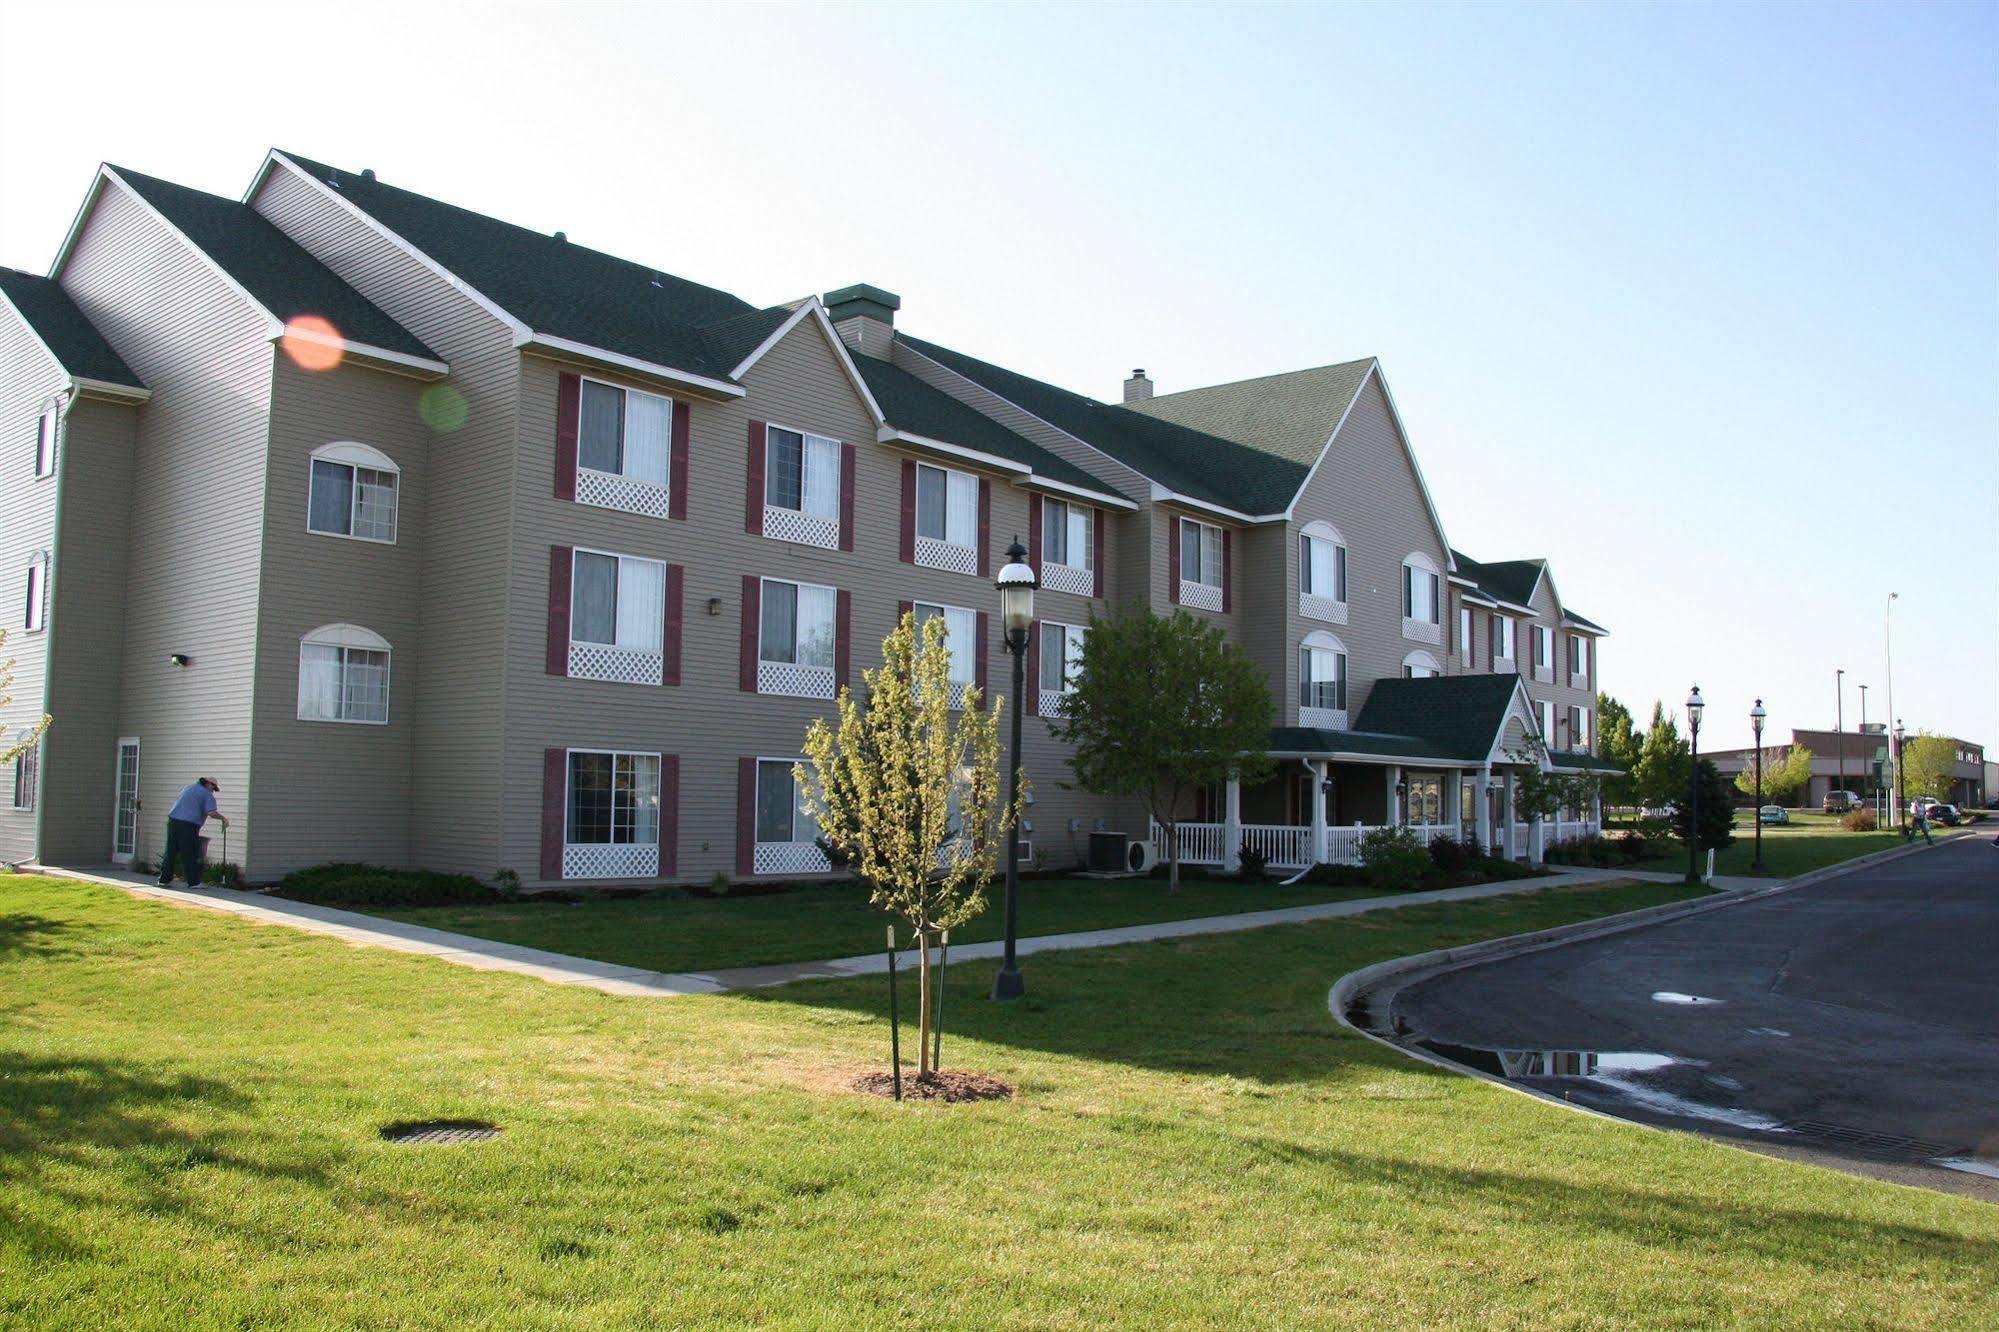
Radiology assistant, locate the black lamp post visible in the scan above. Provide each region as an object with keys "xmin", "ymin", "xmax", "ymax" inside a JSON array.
[
  {"xmin": 1684, "ymin": 685, "xmax": 1705, "ymax": 884},
  {"xmin": 991, "ymin": 539, "xmax": 1037, "ymax": 1002},
  {"xmin": 1750, "ymin": 698, "xmax": 1767, "ymax": 873}
]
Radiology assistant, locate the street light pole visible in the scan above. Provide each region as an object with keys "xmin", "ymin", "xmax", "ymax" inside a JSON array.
[
  {"xmin": 1685, "ymin": 685, "xmax": 1705, "ymax": 884},
  {"xmin": 1750, "ymin": 699, "xmax": 1766, "ymax": 874},
  {"xmin": 1835, "ymin": 668, "xmax": 1846, "ymax": 806},
  {"xmin": 991, "ymin": 539, "xmax": 1037, "ymax": 1002},
  {"xmin": 1893, "ymin": 719, "xmax": 1906, "ymax": 832},
  {"xmin": 1885, "ymin": 593, "xmax": 1900, "ymax": 827}
]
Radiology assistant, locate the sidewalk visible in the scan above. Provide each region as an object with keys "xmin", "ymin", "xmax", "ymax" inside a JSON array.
[{"xmin": 31, "ymin": 861, "xmax": 1668, "ymax": 1000}]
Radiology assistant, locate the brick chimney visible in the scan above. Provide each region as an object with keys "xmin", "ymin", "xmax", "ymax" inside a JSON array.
[
  {"xmin": 823, "ymin": 284, "xmax": 900, "ymax": 357},
  {"xmin": 1123, "ymin": 368, "xmax": 1153, "ymax": 403}
]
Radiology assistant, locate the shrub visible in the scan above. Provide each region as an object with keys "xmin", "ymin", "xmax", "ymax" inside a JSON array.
[
  {"xmin": 1428, "ymin": 834, "xmax": 1472, "ymax": 874},
  {"xmin": 277, "ymin": 863, "xmax": 501, "ymax": 908},
  {"xmin": 202, "ymin": 861, "xmax": 244, "ymax": 888},
  {"xmin": 1301, "ymin": 862, "xmax": 1373, "ymax": 888},
  {"xmin": 1359, "ymin": 826, "xmax": 1432, "ymax": 893},
  {"xmin": 1616, "ymin": 832, "xmax": 1646, "ymax": 861},
  {"xmin": 1471, "ymin": 855, "xmax": 1538, "ymax": 881},
  {"xmin": 1841, "ymin": 808, "xmax": 1877, "ymax": 832},
  {"xmin": 1236, "ymin": 842, "xmax": 1270, "ymax": 880}
]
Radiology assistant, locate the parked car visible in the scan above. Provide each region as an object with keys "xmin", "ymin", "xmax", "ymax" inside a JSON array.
[
  {"xmin": 1822, "ymin": 790, "xmax": 1863, "ymax": 814},
  {"xmin": 1758, "ymin": 805, "xmax": 1789, "ymax": 825},
  {"xmin": 1928, "ymin": 804, "xmax": 1962, "ymax": 826}
]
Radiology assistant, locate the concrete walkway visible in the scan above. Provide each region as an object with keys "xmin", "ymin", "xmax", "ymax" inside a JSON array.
[{"xmin": 32, "ymin": 861, "xmax": 1672, "ymax": 999}]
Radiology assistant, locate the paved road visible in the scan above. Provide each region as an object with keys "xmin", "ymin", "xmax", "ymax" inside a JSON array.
[{"xmin": 1390, "ymin": 836, "xmax": 1999, "ymax": 1198}]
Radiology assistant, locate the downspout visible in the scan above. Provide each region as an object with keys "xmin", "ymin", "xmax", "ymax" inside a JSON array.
[
  {"xmin": 31, "ymin": 384, "xmax": 78, "ymax": 866},
  {"xmin": 1280, "ymin": 757, "xmax": 1320, "ymax": 885}
]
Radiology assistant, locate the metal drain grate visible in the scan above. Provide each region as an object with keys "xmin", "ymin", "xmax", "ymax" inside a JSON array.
[
  {"xmin": 1782, "ymin": 1119, "xmax": 1960, "ymax": 1162},
  {"xmin": 381, "ymin": 1119, "xmax": 500, "ymax": 1145}
]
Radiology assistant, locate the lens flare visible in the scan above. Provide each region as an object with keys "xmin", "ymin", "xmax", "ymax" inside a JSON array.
[
  {"xmin": 419, "ymin": 383, "xmax": 468, "ymax": 432},
  {"xmin": 281, "ymin": 315, "xmax": 345, "ymax": 372}
]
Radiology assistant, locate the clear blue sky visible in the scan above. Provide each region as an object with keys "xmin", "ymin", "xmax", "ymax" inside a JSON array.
[{"xmin": 3, "ymin": 2, "xmax": 1992, "ymax": 752}]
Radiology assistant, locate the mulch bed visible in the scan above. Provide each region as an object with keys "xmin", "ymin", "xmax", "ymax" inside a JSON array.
[{"xmin": 852, "ymin": 1069, "xmax": 1014, "ymax": 1102}]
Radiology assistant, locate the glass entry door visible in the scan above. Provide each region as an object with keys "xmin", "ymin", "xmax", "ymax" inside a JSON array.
[{"xmin": 112, "ymin": 738, "xmax": 140, "ymax": 864}]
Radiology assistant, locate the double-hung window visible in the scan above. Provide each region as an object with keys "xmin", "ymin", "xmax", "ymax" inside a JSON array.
[
  {"xmin": 1037, "ymin": 621, "xmax": 1087, "ymax": 716},
  {"xmin": 1178, "ymin": 518, "xmax": 1223, "ymax": 611},
  {"xmin": 913, "ymin": 602, "xmax": 978, "ymax": 708},
  {"xmin": 1536, "ymin": 700, "xmax": 1555, "ymax": 743},
  {"xmin": 1532, "ymin": 625, "xmax": 1555, "ymax": 682},
  {"xmin": 758, "ymin": 578, "xmax": 838, "ymax": 699},
  {"xmin": 565, "ymin": 749, "xmax": 661, "ymax": 879},
  {"xmin": 1458, "ymin": 605, "xmax": 1474, "ymax": 667},
  {"xmin": 578, "ymin": 378, "xmax": 673, "ymax": 517},
  {"xmin": 754, "ymin": 758, "xmax": 830, "ymax": 875},
  {"xmin": 307, "ymin": 442, "xmax": 400, "ymax": 543},
  {"xmin": 914, "ymin": 463, "xmax": 980, "ymax": 574},
  {"xmin": 569, "ymin": 549, "xmax": 667, "ymax": 685},
  {"xmin": 1491, "ymin": 613, "xmax": 1516, "ymax": 665},
  {"xmin": 1298, "ymin": 523, "xmax": 1347, "ymax": 623},
  {"xmin": 23, "ymin": 553, "xmax": 46, "ymax": 633},
  {"xmin": 764, "ymin": 425, "xmax": 841, "ymax": 548},
  {"xmin": 1402, "ymin": 555, "xmax": 1441, "ymax": 642},
  {"xmin": 33, "ymin": 401, "xmax": 57, "ymax": 479},
  {"xmin": 12, "ymin": 735, "xmax": 36, "ymax": 811},
  {"xmin": 1568, "ymin": 705, "xmax": 1591, "ymax": 753},
  {"xmin": 1042, "ymin": 497, "xmax": 1095, "ymax": 595},
  {"xmin": 1298, "ymin": 633, "xmax": 1348, "ymax": 728},
  {"xmin": 1403, "ymin": 651, "xmax": 1441, "ymax": 679},
  {"xmin": 298, "ymin": 623, "xmax": 392, "ymax": 723},
  {"xmin": 1569, "ymin": 633, "xmax": 1590, "ymax": 687}
]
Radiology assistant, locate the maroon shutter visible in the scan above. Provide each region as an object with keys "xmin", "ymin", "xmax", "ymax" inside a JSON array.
[
  {"xmin": 745, "ymin": 420, "xmax": 766, "ymax": 535},
  {"xmin": 976, "ymin": 478, "xmax": 992, "ymax": 576},
  {"xmin": 1092, "ymin": 508, "xmax": 1105, "ymax": 599},
  {"xmin": 1027, "ymin": 493, "xmax": 1042, "ymax": 570},
  {"xmin": 736, "ymin": 756, "xmax": 756, "ymax": 875},
  {"xmin": 546, "ymin": 545, "xmax": 572, "ymax": 676},
  {"xmin": 1168, "ymin": 518, "xmax": 1182, "ymax": 606},
  {"xmin": 975, "ymin": 611, "xmax": 990, "ymax": 697},
  {"xmin": 659, "ymin": 755, "xmax": 680, "ymax": 877},
  {"xmin": 835, "ymin": 589, "xmax": 852, "ymax": 689},
  {"xmin": 662, "ymin": 564, "xmax": 684, "ymax": 686},
  {"xmin": 1221, "ymin": 529, "xmax": 1233, "ymax": 613},
  {"xmin": 899, "ymin": 460, "xmax": 916, "ymax": 563},
  {"xmin": 668, "ymin": 399, "xmax": 690, "ymax": 520},
  {"xmin": 739, "ymin": 575, "xmax": 760, "ymax": 691},
  {"xmin": 898, "ymin": 599, "xmax": 913, "ymax": 625},
  {"xmin": 540, "ymin": 748, "xmax": 566, "ymax": 880},
  {"xmin": 1024, "ymin": 622, "xmax": 1039, "ymax": 716},
  {"xmin": 554, "ymin": 372, "xmax": 579, "ymax": 501},
  {"xmin": 839, "ymin": 443, "xmax": 857, "ymax": 552}
]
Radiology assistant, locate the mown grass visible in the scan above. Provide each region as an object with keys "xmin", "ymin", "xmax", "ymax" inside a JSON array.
[
  {"xmin": 1711, "ymin": 817, "xmax": 1914, "ymax": 877},
  {"xmin": 3, "ymin": 874, "xmax": 1996, "ymax": 1329}
]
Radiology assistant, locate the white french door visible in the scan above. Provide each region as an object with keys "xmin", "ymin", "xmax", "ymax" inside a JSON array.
[{"xmin": 112, "ymin": 738, "xmax": 140, "ymax": 864}]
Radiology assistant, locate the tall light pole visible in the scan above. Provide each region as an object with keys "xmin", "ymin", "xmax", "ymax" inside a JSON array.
[
  {"xmin": 1893, "ymin": 719, "xmax": 1906, "ymax": 829},
  {"xmin": 1885, "ymin": 593, "xmax": 1900, "ymax": 827},
  {"xmin": 1750, "ymin": 699, "xmax": 1767, "ymax": 873},
  {"xmin": 991, "ymin": 539, "xmax": 1037, "ymax": 1002},
  {"xmin": 1858, "ymin": 683, "xmax": 1870, "ymax": 801},
  {"xmin": 1835, "ymin": 668, "xmax": 1847, "ymax": 805},
  {"xmin": 1684, "ymin": 685, "xmax": 1705, "ymax": 884}
]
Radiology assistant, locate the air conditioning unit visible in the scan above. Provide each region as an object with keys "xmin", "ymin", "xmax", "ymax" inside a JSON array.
[
  {"xmin": 1126, "ymin": 840, "xmax": 1160, "ymax": 874},
  {"xmin": 1087, "ymin": 831, "xmax": 1129, "ymax": 872}
]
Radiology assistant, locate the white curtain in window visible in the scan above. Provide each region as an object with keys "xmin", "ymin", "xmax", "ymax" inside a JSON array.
[
  {"xmin": 1308, "ymin": 538, "xmax": 1341, "ymax": 598},
  {"xmin": 616, "ymin": 558, "xmax": 666, "ymax": 653},
  {"xmin": 1066, "ymin": 506, "xmax": 1091, "ymax": 569},
  {"xmin": 795, "ymin": 584, "xmax": 836, "ymax": 668},
  {"xmin": 628, "ymin": 753, "xmax": 662, "ymax": 845},
  {"xmin": 300, "ymin": 644, "xmax": 342, "ymax": 719},
  {"xmin": 1063, "ymin": 624, "xmax": 1085, "ymax": 685},
  {"xmin": 945, "ymin": 470, "xmax": 979, "ymax": 547},
  {"xmin": 801, "ymin": 435, "xmax": 840, "ymax": 519},
  {"xmin": 624, "ymin": 391, "xmax": 671, "ymax": 485},
  {"xmin": 944, "ymin": 606, "xmax": 976, "ymax": 683},
  {"xmin": 1201, "ymin": 526, "xmax": 1222, "ymax": 585},
  {"xmin": 343, "ymin": 649, "xmax": 391, "ymax": 721}
]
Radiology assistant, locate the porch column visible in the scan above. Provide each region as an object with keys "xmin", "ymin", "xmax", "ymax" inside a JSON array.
[
  {"xmin": 1309, "ymin": 760, "xmax": 1329, "ymax": 864},
  {"xmin": 1385, "ymin": 765, "xmax": 1402, "ymax": 827},
  {"xmin": 1444, "ymin": 771, "xmax": 1462, "ymax": 837},
  {"xmin": 1223, "ymin": 777, "xmax": 1242, "ymax": 873},
  {"xmin": 1501, "ymin": 772, "xmax": 1517, "ymax": 858},
  {"xmin": 1474, "ymin": 765, "xmax": 1492, "ymax": 851},
  {"xmin": 1530, "ymin": 810, "xmax": 1545, "ymax": 863}
]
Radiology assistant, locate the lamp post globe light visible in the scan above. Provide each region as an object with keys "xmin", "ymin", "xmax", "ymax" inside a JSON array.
[
  {"xmin": 1750, "ymin": 698, "xmax": 1767, "ymax": 873},
  {"xmin": 1684, "ymin": 685, "xmax": 1705, "ymax": 884},
  {"xmin": 991, "ymin": 539, "xmax": 1036, "ymax": 1002}
]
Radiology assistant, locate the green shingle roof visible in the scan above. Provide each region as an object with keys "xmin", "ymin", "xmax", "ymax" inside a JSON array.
[
  {"xmin": 1448, "ymin": 550, "xmax": 1544, "ymax": 609},
  {"xmin": 898, "ymin": 334, "xmax": 1308, "ymax": 515},
  {"xmin": 851, "ymin": 354, "xmax": 1122, "ymax": 499},
  {"xmin": 1547, "ymin": 750, "xmax": 1624, "ymax": 774},
  {"xmin": 1268, "ymin": 727, "xmax": 1461, "ymax": 763},
  {"xmin": 277, "ymin": 151, "xmax": 759, "ymax": 382},
  {"xmin": 1126, "ymin": 358, "xmax": 1375, "ymax": 466},
  {"xmin": 111, "ymin": 167, "xmax": 438, "ymax": 363},
  {"xmin": 1352, "ymin": 673, "xmax": 1525, "ymax": 761},
  {"xmin": 1563, "ymin": 608, "xmax": 1608, "ymax": 635},
  {"xmin": 0, "ymin": 267, "xmax": 145, "ymax": 390}
]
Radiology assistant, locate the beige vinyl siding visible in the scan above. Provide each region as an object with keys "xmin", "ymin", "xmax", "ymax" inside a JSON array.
[
  {"xmin": 253, "ymin": 162, "xmax": 519, "ymax": 877},
  {"xmin": 0, "ymin": 309, "xmax": 66, "ymax": 861},
  {"xmin": 1519, "ymin": 576, "xmax": 1600, "ymax": 752},
  {"xmin": 60, "ymin": 182, "xmax": 273, "ymax": 872},
  {"xmin": 1149, "ymin": 506, "xmax": 1244, "ymax": 641},
  {"xmin": 246, "ymin": 354, "xmax": 429, "ymax": 877},
  {"xmin": 1283, "ymin": 378, "xmax": 1449, "ymax": 724},
  {"xmin": 40, "ymin": 394, "xmax": 140, "ymax": 863}
]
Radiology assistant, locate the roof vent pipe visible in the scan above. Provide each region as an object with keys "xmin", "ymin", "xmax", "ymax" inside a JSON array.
[{"xmin": 1123, "ymin": 368, "xmax": 1154, "ymax": 404}]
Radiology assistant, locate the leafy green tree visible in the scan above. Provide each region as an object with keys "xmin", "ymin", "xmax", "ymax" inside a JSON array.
[
  {"xmin": 1632, "ymin": 702, "xmax": 1690, "ymax": 811},
  {"xmin": 1595, "ymin": 693, "xmax": 1641, "ymax": 807},
  {"xmin": 1053, "ymin": 608, "xmax": 1273, "ymax": 893},
  {"xmin": 1673, "ymin": 759, "xmax": 1736, "ymax": 855},
  {"xmin": 1734, "ymin": 745, "xmax": 1813, "ymax": 805},
  {"xmin": 1899, "ymin": 733, "xmax": 1957, "ymax": 804}
]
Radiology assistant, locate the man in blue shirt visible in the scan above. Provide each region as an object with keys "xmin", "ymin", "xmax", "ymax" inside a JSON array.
[{"xmin": 158, "ymin": 777, "xmax": 228, "ymax": 888}]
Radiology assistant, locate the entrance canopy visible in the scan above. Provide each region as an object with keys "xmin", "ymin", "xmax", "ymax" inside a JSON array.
[{"xmin": 1270, "ymin": 673, "xmax": 1559, "ymax": 770}]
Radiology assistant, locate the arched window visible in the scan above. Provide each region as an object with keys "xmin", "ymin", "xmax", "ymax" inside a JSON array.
[
  {"xmin": 308, "ymin": 442, "xmax": 400, "ymax": 543},
  {"xmin": 34, "ymin": 396, "xmax": 61, "ymax": 479},
  {"xmin": 23, "ymin": 550, "xmax": 48, "ymax": 632},
  {"xmin": 298, "ymin": 623, "xmax": 392, "ymax": 724},
  {"xmin": 1298, "ymin": 629, "xmax": 1349, "ymax": 725},
  {"xmin": 1403, "ymin": 650, "xmax": 1442, "ymax": 679},
  {"xmin": 1298, "ymin": 520, "xmax": 1347, "ymax": 623},
  {"xmin": 1401, "ymin": 551, "xmax": 1442, "ymax": 644}
]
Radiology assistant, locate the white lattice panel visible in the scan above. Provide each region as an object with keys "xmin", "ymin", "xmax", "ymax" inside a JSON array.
[
  {"xmin": 563, "ymin": 842, "xmax": 659, "ymax": 880},
  {"xmin": 755, "ymin": 841, "xmax": 830, "ymax": 875},
  {"xmin": 946, "ymin": 680, "xmax": 969, "ymax": 711},
  {"xmin": 1299, "ymin": 706, "xmax": 1347, "ymax": 731},
  {"xmin": 915, "ymin": 536, "xmax": 978, "ymax": 575},
  {"xmin": 1402, "ymin": 617, "xmax": 1442, "ymax": 644},
  {"xmin": 759, "ymin": 660, "xmax": 835, "ymax": 699},
  {"xmin": 569, "ymin": 642, "xmax": 664, "ymax": 685},
  {"xmin": 1038, "ymin": 690, "xmax": 1070, "ymax": 718},
  {"xmin": 763, "ymin": 505, "xmax": 839, "ymax": 549},
  {"xmin": 1298, "ymin": 592, "xmax": 1348, "ymax": 624},
  {"xmin": 577, "ymin": 467, "xmax": 670, "ymax": 519},
  {"xmin": 1179, "ymin": 580, "xmax": 1223, "ymax": 612},
  {"xmin": 1042, "ymin": 562, "xmax": 1093, "ymax": 596}
]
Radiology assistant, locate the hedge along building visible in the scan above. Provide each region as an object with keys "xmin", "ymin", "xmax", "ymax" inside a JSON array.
[{"xmin": 0, "ymin": 149, "xmax": 1614, "ymax": 885}]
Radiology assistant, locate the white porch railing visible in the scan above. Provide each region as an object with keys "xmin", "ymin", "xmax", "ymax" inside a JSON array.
[
  {"xmin": 1242, "ymin": 824, "xmax": 1314, "ymax": 869},
  {"xmin": 1152, "ymin": 819, "xmax": 1400, "ymax": 869},
  {"xmin": 1509, "ymin": 824, "xmax": 1530, "ymax": 859},
  {"xmin": 1549, "ymin": 818, "xmax": 1603, "ymax": 844}
]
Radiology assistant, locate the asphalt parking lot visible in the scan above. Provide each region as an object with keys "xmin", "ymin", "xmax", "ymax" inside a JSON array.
[{"xmin": 1389, "ymin": 836, "xmax": 1999, "ymax": 1198}]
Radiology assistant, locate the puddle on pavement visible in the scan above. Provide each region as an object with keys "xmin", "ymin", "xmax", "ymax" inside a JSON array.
[
  {"xmin": 1413, "ymin": 1040, "xmax": 1790, "ymax": 1133},
  {"xmin": 1652, "ymin": 991, "xmax": 1725, "ymax": 1006}
]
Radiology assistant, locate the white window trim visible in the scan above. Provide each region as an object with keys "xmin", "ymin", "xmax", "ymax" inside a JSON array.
[
  {"xmin": 297, "ymin": 622, "xmax": 392, "ymax": 725},
  {"xmin": 1403, "ymin": 649, "xmax": 1442, "ymax": 679},
  {"xmin": 567, "ymin": 546, "xmax": 668, "ymax": 686},
  {"xmin": 34, "ymin": 398, "xmax": 59, "ymax": 481},
  {"xmin": 23, "ymin": 551, "xmax": 48, "ymax": 633},
  {"xmin": 762, "ymin": 421, "xmax": 842, "ymax": 549},
  {"xmin": 1178, "ymin": 518, "xmax": 1224, "ymax": 611},
  {"xmin": 1569, "ymin": 633, "xmax": 1591, "ymax": 688},
  {"xmin": 576, "ymin": 374, "xmax": 674, "ymax": 519},
  {"xmin": 563, "ymin": 747, "xmax": 663, "ymax": 879},
  {"xmin": 1042, "ymin": 497, "xmax": 1096, "ymax": 595},
  {"xmin": 1458, "ymin": 605, "xmax": 1474, "ymax": 667},
  {"xmin": 913, "ymin": 600, "xmax": 978, "ymax": 709},
  {"xmin": 1299, "ymin": 629, "xmax": 1349, "ymax": 728},
  {"xmin": 306, "ymin": 441, "xmax": 401, "ymax": 545},
  {"xmin": 913, "ymin": 461, "xmax": 980, "ymax": 574},
  {"xmin": 1492, "ymin": 612, "xmax": 1517, "ymax": 664},
  {"xmin": 1401, "ymin": 552, "xmax": 1442, "ymax": 639},
  {"xmin": 1532, "ymin": 625, "xmax": 1555, "ymax": 683},
  {"xmin": 753, "ymin": 755, "xmax": 831, "ymax": 875},
  {"xmin": 1037, "ymin": 620, "xmax": 1087, "ymax": 715},
  {"xmin": 1299, "ymin": 520, "xmax": 1348, "ymax": 624},
  {"xmin": 756, "ymin": 576, "xmax": 838, "ymax": 699}
]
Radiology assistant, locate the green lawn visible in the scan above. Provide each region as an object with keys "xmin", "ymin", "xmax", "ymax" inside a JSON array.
[
  {"xmin": 375, "ymin": 875, "xmax": 1390, "ymax": 974},
  {"xmin": 6, "ymin": 874, "xmax": 1998, "ymax": 1328},
  {"xmin": 1713, "ymin": 813, "xmax": 1913, "ymax": 878}
]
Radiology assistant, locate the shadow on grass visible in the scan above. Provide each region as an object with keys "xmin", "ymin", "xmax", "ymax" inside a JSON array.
[{"xmin": 0, "ymin": 912, "xmax": 74, "ymax": 961}]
